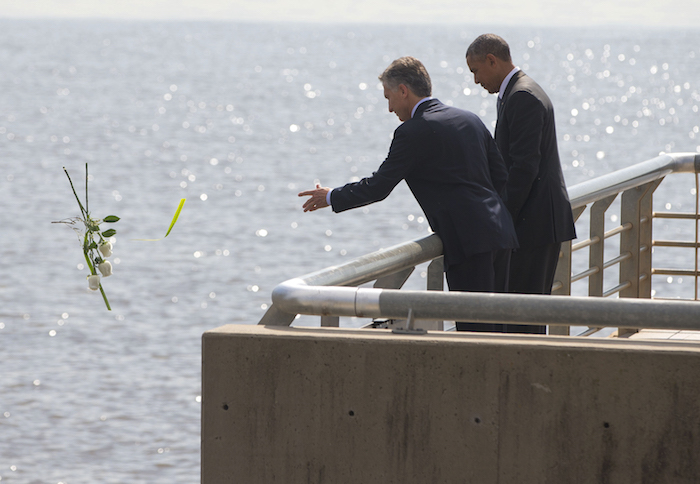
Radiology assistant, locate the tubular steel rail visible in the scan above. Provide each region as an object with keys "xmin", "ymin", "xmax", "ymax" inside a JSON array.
[{"xmin": 259, "ymin": 152, "xmax": 700, "ymax": 335}]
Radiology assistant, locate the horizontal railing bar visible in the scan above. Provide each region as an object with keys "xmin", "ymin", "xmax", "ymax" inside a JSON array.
[
  {"xmin": 567, "ymin": 255, "xmax": 641, "ymax": 285},
  {"xmin": 604, "ymin": 252, "xmax": 632, "ymax": 269},
  {"xmin": 653, "ymin": 211, "xmax": 700, "ymax": 220},
  {"xmin": 652, "ymin": 269, "xmax": 700, "ymax": 277},
  {"xmin": 270, "ymin": 282, "xmax": 700, "ymax": 331},
  {"xmin": 602, "ymin": 281, "xmax": 632, "ymax": 298},
  {"xmin": 605, "ymin": 223, "xmax": 633, "ymax": 239},
  {"xmin": 571, "ymin": 224, "xmax": 634, "ymax": 254},
  {"xmin": 294, "ymin": 234, "xmax": 443, "ymax": 289},
  {"xmin": 572, "ymin": 236, "xmax": 600, "ymax": 252},
  {"xmin": 568, "ymin": 153, "xmax": 699, "ymax": 209},
  {"xmin": 653, "ymin": 240, "xmax": 700, "ymax": 248},
  {"xmin": 571, "ymin": 266, "xmax": 600, "ymax": 283}
]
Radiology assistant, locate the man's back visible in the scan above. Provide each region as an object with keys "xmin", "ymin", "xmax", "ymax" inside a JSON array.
[
  {"xmin": 331, "ymin": 99, "xmax": 518, "ymax": 269},
  {"xmin": 496, "ymin": 71, "xmax": 576, "ymax": 248}
]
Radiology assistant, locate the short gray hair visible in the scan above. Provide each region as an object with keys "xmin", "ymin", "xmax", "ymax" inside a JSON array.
[
  {"xmin": 378, "ymin": 56, "xmax": 432, "ymax": 98},
  {"xmin": 466, "ymin": 34, "xmax": 512, "ymax": 62}
]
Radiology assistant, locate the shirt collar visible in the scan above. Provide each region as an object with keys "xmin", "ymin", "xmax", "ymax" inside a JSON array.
[
  {"xmin": 411, "ymin": 97, "xmax": 433, "ymax": 118},
  {"xmin": 498, "ymin": 67, "xmax": 521, "ymax": 100}
]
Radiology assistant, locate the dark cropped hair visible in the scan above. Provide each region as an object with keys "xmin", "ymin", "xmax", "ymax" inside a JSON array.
[
  {"xmin": 378, "ymin": 56, "xmax": 432, "ymax": 98},
  {"xmin": 466, "ymin": 34, "xmax": 512, "ymax": 62}
]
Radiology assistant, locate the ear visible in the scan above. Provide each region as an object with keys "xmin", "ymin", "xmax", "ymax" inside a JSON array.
[
  {"xmin": 398, "ymin": 84, "xmax": 410, "ymax": 98},
  {"xmin": 485, "ymin": 53, "xmax": 498, "ymax": 66}
]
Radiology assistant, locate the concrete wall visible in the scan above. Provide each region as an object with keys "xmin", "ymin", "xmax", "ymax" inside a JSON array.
[{"xmin": 202, "ymin": 324, "xmax": 700, "ymax": 483}]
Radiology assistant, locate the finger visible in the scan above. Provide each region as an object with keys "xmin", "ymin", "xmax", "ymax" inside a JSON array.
[{"xmin": 302, "ymin": 197, "xmax": 319, "ymax": 209}]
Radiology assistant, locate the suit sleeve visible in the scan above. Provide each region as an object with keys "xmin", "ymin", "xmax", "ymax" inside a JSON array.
[
  {"xmin": 503, "ymin": 90, "xmax": 545, "ymax": 219},
  {"xmin": 331, "ymin": 124, "xmax": 422, "ymax": 212}
]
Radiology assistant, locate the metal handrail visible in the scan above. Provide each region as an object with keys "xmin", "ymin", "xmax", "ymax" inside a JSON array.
[
  {"xmin": 259, "ymin": 152, "xmax": 700, "ymax": 330},
  {"xmin": 270, "ymin": 284, "xmax": 700, "ymax": 331},
  {"xmin": 566, "ymin": 152, "xmax": 698, "ymax": 208}
]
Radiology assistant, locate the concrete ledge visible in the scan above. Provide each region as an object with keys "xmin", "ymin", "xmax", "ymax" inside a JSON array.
[{"xmin": 202, "ymin": 324, "xmax": 700, "ymax": 483}]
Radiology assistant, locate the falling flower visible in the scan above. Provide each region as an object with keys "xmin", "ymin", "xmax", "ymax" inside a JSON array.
[
  {"xmin": 88, "ymin": 274, "xmax": 101, "ymax": 291},
  {"xmin": 99, "ymin": 241, "xmax": 113, "ymax": 258},
  {"xmin": 98, "ymin": 261, "xmax": 113, "ymax": 277}
]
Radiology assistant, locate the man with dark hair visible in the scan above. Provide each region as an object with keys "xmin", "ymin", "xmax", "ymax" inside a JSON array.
[
  {"xmin": 299, "ymin": 56, "xmax": 518, "ymax": 304},
  {"xmin": 466, "ymin": 34, "xmax": 576, "ymax": 333}
]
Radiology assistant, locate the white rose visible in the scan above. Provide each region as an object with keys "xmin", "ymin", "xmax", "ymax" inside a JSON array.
[
  {"xmin": 88, "ymin": 274, "xmax": 101, "ymax": 291},
  {"xmin": 99, "ymin": 241, "xmax": 113, "ymax": 258},
  {"xmin": 98, "ymin": 261, "xmax": 113, "ymax": 277}
]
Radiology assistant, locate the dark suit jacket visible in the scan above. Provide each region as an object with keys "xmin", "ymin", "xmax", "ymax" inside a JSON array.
[
  {"xmin": 496, "ymin": 71, "xmax": 576, "ymax": 248},
  {"xmin": 331, "ymin": 99, "xmax": 518, "ymax": 271}
]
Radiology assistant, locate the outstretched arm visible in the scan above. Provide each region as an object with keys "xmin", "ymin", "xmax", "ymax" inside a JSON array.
[{"xmin": 298, "ymin": 183, "xmax": 331, "ymax": 212}]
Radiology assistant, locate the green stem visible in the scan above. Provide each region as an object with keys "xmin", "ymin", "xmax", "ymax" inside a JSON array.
[
  {"xmin": 63, "ymin": 166, "xmax": 88, "ymax": 220},
  {"xmin": 85, "ymin": 163, "xmax": 89, "ymax": 216},
  {"xmin": 83, "ymin": 234, "xmax": 96, "ymax": 275},
  {"xmin": 99, "ymin": 284, "xmax": 112, "ymax": 311}
]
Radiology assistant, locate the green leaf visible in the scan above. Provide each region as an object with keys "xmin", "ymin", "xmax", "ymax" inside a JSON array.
[
  {"xmin": 87, "ymin": 241, "xmax": 98, "ymax": 250},
  {"xmin": 102, "ymin": 229, "xmax": 117, "ymax": 238},
  {"xmin": 103, "ymin": 215, "xmax": 120, "ymax": 223},
  {"xmin": 133, "ymin": 199, "xmax": 186, "ymax": 241},
  {"xmin": 163, "ymin": 199, "xmax": 186, "ymax": 238}
]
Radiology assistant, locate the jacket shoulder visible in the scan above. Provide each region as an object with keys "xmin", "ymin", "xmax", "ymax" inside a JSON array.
[{"xmin": 509, "ymin": 73, "xmax": 549, "ymax": 102}]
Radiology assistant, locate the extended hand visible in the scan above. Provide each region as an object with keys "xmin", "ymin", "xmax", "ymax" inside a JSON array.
[{"xmin": 298, "ymin": 183, "xmax": 331, "ymax": 212}]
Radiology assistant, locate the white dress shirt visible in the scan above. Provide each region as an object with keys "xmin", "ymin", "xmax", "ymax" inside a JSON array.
[{"xmin": 498, "ymin": 66, "xmax": 521, "ymax": 102}]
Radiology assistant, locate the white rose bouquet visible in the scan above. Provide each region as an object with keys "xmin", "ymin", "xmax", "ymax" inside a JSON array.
[{"xmin": 58, "ymin": 164, "xmax": 119, "ymax": 310}]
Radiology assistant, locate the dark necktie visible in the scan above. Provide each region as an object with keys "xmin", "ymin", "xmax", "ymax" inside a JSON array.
[{"xmin": 497, "ymin": 96, "xmax": 504, "ymax": 118}]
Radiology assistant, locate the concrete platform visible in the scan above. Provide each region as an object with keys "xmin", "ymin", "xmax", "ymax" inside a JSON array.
[{"xmin": 202, "ymin": 324, "xmax": 700, "ymax": 483}]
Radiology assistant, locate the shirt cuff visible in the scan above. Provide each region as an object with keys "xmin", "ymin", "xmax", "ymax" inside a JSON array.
[{"xmin": 326, "ymin": 189, "xmax": 333, "ymax": 207}]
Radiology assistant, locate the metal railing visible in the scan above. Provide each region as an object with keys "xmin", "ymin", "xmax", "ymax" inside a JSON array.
[{"xmin": 259, "ymin": 152, "xmax": 700, "ymax": 335}]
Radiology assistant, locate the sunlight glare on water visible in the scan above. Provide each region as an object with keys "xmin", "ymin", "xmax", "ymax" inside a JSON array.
[{"xmin": 0, "ymin": 18, "xmax": 699, "ymax": 484}]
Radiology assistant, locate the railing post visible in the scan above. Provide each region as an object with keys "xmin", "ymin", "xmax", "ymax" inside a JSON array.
[
  {"xmin": 426, "ymin": 257, "xmax": 444, "ymax": 331},
  {"xmin": 696, "ymin": 173, "xmax": 699, "ymax": 301},
  {"xmin": 321, "ymin": 315, "xmax": 340, "ymax": 327},
  {"xmin": 427, "ymin": 257, "xmax": 444, "ymax": 291},
  {"xmin": 550, "ymin": 207, "xmax": 585, "ymax": 336},
  {"xmin": 374, "ymin": 267, "xmax": 415, "ymax": 290},
  {"xmin": 639, "ymin": 179, "xmax": 663, "ymax": 299},
  {"xmin": 589, "ymin": 195, "xmax": 617, "ymax": 297},
  {"xmin": 553, "ymin": 206, "xmax": 586, "ymax": 297},
  {"xmin": 258, "ymin": 304, "xmax": 296, "ymax": 327},
  {"xmin": 619, "ymin": 182, "xmax": 655, "ymax": 336}
]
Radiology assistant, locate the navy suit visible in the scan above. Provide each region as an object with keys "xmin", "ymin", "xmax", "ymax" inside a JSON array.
[
  {"xmin": 493, "ymin": 70, "xmax": 576, "ymax": 333},
  {"xmin": 331, "ymin": 99, "xmax": 518, "ymax": 293},
  {"xmin": 496, "ymin": 71, "xmax": 576, "ymax": 250}
]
